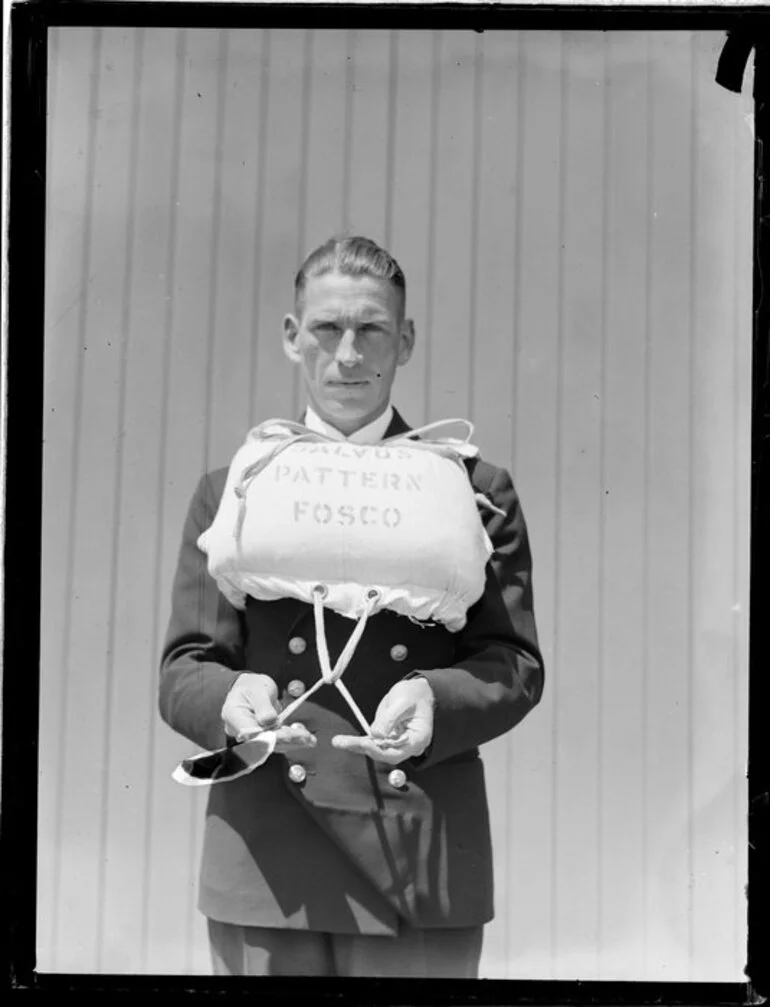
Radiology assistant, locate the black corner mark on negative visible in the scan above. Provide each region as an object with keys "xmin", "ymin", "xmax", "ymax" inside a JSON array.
[{"xmin": 716, "ymin": 32, "xmax": 756, "ymax": 95}]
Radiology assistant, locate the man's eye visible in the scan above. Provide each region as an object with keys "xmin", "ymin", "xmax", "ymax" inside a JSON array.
[
  {"xmin": 359, "ymin": 324, "xmax": 383, "ymax": 334},
  {"xmin": 315, "ymin": 323, "xmax": 339, "ymax": 334}
]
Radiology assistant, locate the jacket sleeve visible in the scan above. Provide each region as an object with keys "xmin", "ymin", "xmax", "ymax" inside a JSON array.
[
  {"xmin": 158, "ymin": 473, "xmax": 246, "ymax": 752},
  {"xmin": 410, "ymin": 464, "xmax": 545, "ymax": 768}
]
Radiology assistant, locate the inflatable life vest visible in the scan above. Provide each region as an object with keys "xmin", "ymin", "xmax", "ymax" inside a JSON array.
[
  {"xmin": 198, "ymin": 418, "xmax": 497, "ymax": 632},
  {"xmin": 174, "ymin": 418, "xmax": 503, "ymax": 783}
]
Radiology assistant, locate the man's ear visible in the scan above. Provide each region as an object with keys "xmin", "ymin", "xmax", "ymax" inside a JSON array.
[
  {"xmin": 397, "ymin": 318, "xmax": 416, "ymax": 367},
  {"xmin": 282, "ymin": 314, "xmax": 302, "ymax": 364}
]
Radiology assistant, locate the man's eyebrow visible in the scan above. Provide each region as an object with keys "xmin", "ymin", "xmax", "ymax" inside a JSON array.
[{"xmin": 308, "ymin": 310, "xmax": 391, "ymax": 324}]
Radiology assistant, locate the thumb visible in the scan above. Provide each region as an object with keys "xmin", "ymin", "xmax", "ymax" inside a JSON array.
[
  {"xmin": 230, "ymin": 673, "xmax": 280, "ymax": 729},
  {"xmin": 371, "ymin": 684, "xmax": 416, "ymax": 739},
  {"xmin": 247, "ymin": 687, "xmax": 281, "ymax": 728}
]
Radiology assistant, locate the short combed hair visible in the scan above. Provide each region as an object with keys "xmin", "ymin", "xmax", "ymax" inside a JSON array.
[{"xmin": 294, "ymin": 236, "xmax": 406, "ymax": 315}]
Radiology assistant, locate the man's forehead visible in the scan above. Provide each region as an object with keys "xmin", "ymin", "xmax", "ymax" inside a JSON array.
[
  {"xmin": 305, "ymin": 301, "xmax": 394, "ymax": 322},
  {"xmin": 300, "ymin": 271, "xmax": 402, "ymax": 312}
]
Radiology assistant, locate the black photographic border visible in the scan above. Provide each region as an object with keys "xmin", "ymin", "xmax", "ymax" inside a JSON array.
[{"xmin": 5, "ymin": 2, "xmax": 768, "ymax": 1001}]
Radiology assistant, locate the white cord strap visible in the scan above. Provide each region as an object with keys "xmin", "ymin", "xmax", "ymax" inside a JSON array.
[
  {"xmin": 172, "ymin": 587, "xmax": 379, "ymax": 786},
  {"xmin": 383, "ymin": 417, "xmax": 475, "ymax": 444},
  {"xmin": 474, "ymin": 492, "xmax": 507, "ymax": 517},
  {"xmin": 233, "ymin": 432, "xmax": 313, "ymax": 546},
  {"xmin": 233, "ymin": 419, "xmax": 363, "ymax": 545},
  {"xmin": 276, "ymin": 585, "xmax": 380, "ymax": 736}
]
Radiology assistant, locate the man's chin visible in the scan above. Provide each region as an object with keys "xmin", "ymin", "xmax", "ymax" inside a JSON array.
[
  {"xmin": 312, "ymin": 396, "xmax": 386, "ymax": 433},
  {"xmin": 324, "ymin": 402, "xmax": 372, "ymax": 424}
]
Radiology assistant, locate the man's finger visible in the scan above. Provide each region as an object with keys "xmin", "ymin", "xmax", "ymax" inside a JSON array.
[
  {"xmin": 370, "ymin": 696, "xmax": 415, "ymax": 738},
  {"xmin": 243, "ymin": 695, "xmax": 280, "ymax": 729},
  {"xmin": 331, "ymin": 734, "xmax": 409, "ymax": 765},
  {"xmin": 274, "ymin": 738, "xmax": 316, "ymax": 753},
  {"xmin": 227, "ymin": 674, "xmax": 281, "ymax": 729},
  {"xmin": 372, "ymin": 733, "xmax": 410, "ymax": 749},
  {"xmin": 226, "ymin": 708, "xmax": 265, "ymax": 740},
  {"xmin": 273, "ymin": 723, "xmax": 317, "ymax": 752},
  {"xmin": 330, "ymin": 734, "xmax": 373, "ymax": 755},
  {"xmin": 369, "ymin": 677, "xmax": 433, "ymax": 738},
  {"xmin": 277, "ymin": 722, "xmax": 315, "ymax": 740}
]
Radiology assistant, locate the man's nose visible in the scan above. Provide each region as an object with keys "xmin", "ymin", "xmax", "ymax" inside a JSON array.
[{"xmin": 336, "ymin": 328, "xmax": 363, "ymax": 367}]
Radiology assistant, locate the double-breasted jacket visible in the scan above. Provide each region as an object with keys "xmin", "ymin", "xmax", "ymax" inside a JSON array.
[{"xmin": 159, "ymin": 409, "xmax": 544, "ymax": 935}]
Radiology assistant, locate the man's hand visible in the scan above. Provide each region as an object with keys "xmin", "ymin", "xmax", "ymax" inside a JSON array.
[
  {"xmin": 331, "ymin": 677, "xmax": 434, "ymax": 765},
  {"xmin": 222, "ymin": 673, "xmax": 317, "ymax": 753}
]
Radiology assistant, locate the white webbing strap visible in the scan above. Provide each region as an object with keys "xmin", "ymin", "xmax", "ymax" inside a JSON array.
[
  {"xmin": 384, "ymin": 421, "xmax": 504, "ymax": 516},
  {"xmin": 172, "ymin": 584, "xmax": 380, "ymax": 786},
  {"xmin": 233, "ymin": 431, "xmax": 314, "ymax": 546},
  {"xmin": 474, "ymin": 493, "xmax": 507, "ymax": 517},
  {"xmin": 383, "ymin": 417, "xmax": 475, "ymax": 443},
  {"xmin": 275, "ymin": 585, "xmax": 380, "ymax": 736},
  {"xmin": 233, "ymin": 419, "xmax": 358, "ymax": 545}
]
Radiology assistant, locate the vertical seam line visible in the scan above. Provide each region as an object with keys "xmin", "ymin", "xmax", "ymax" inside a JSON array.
[
  {"xmin": 51, "ymin": 26, "xmax": 103, "ymax": 971},
  {"xmin": 139, "ymin": 26, "xmax": 187, "ymax": 971},
  {"xmin": 94, "ymin": 25, "xmax": 145, "ymax": 972}
]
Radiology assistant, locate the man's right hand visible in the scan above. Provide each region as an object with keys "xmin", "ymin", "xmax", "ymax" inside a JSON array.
[{"xmin": 222, "ymin": 673, "xmax": 317, "ymax": 753}]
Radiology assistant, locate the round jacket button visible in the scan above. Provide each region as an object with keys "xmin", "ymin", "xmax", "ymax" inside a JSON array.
[
  {"xmin": 390, "ymin": 644, "xmax": 408, "ymax": 662},
  {"xmin": 287, "ymin": 679, "xmax": 306, "ymax": 699},
  {"xmin": 288, "ymin": 636, "xmax": 307, "ymax": 656},
  {"xmin": 388, "ymin": 769, "xmax": 407, "ymax": 789},
  {"xmin": 288, "ymin": 764, "xmax": 307, "ymax": 784}
]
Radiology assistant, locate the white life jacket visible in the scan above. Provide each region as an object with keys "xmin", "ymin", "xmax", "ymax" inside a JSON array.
[
  {"xmin": 175, "ymin": 418, "xmax": 505, "ymax": 783},
  {"xmin": 198, "ymin": 418, "xmax": 497, "ymax": 633}
]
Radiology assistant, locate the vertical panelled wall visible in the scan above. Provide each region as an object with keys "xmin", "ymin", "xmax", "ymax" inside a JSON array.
[{"xmin": 39, "ymin": 29, "xmax": 751, "ymax": 979}]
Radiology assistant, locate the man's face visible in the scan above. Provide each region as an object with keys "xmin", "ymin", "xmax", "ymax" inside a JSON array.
[{"xmin": 282, "ymin": 271, "xmax": 415, "ymax": 435}]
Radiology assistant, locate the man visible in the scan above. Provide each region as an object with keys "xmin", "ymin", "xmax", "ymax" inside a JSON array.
[{"xmin": 159, "ymin": 236, "xmax": 544, "ymax": 978}]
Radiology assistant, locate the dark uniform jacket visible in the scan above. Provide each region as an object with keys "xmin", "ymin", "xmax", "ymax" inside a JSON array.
[{"xmin": 159, "ymin": 409, "xmax": 544, "ymax": 935}]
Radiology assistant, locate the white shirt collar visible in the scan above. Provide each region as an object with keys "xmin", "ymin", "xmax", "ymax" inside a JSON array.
[{"xmin": 304, "ymin": 404, "xmax": 395, "ymax": 444}]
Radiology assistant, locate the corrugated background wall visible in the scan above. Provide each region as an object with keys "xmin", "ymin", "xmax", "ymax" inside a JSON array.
[{"xmin": 38, "ymin": 28, "xmax": 752, "ymax": 979}]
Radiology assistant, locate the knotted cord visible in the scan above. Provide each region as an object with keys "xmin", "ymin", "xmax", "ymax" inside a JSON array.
[{"xmin": 275, "ymin": 585, "xmax": 381, "ymax": 736}]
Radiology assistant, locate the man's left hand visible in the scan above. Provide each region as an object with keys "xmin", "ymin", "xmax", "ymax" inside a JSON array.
[{"xmin": 331, "ymin": 677, "xmax": 434, "ymax": 765}]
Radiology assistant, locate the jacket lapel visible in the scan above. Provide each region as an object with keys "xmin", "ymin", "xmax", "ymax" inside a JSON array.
[{"xmin": 383, "ymin": 407, "xmax": 411, "ymax": 439}]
